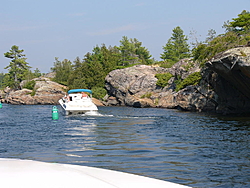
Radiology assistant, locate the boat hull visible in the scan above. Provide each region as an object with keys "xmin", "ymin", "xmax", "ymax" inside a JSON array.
[{"xmin": 59, "ymin": 98, "xmax": 98, "ymax": 115}]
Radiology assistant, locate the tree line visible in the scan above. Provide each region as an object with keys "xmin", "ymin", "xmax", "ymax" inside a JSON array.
[{"xmin": 1, "ymin": 10, "xmax": 249, "ymax": 98}]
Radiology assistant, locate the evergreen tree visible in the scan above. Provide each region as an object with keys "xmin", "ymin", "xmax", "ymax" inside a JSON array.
[
  {"xmin": 206, "ymin": 29, "xmax": 217, "ymax": 43},
  {"xmin": 223, "ymin": 10, "xmax": 250, "ymax": 33},
  {"xmin": 193, "ymin": 10, "xmax": 250, "ymax": 66},
  {"xmin": 98, "ymin": 45, "xmax": 120, "ymax": 72},
  {"xmin": 118, "ymin": 36, "xmax": 138, "ymax": 66},
  {"xmin": 161, "ymin": 26, "xmax": 190, "ymax": 65},
  {"xmin": 51, "ymin": 57, "xmax": 72, "ymax": 85},
  {"xmin": 80, "ymin": 44, "xmax": 119, "ymax": 88},
  {"xmin": 67, "ymin": 57, "xmax": 86, "ymax": 89},
  {"xmin": 68, "ymin": 44, "xmax": 121, "ymax": 90},
  {"xmin": 21, "ymin": 68, "xmax": 42, "ymax": 84},
  {"xmin": 4, "ymin": 45, "xmax": 31, "ymax": 89},
  {"xmin": 81, "ymin": 51, "xmax": 104, "ymax": 88},
  {"xmin": 0, "ymin": 73, "xmax": 5, "ymax": 89},
  {"xmin": 33, "ymin": 68, "xmax": 41, "ymax": 78},
  {"xmin": 23, "ymin": 69, "xmax": 34, "ymax": 82},
  {"xmin": 118, "ymin": 36, "xmax": 153, "ymax": 66},
  {"xmin": 133, "ymin": 38, "xmax": 153, "ymax": 65}
]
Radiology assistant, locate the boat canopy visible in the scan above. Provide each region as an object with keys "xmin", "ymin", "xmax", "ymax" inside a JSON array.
[{"xmin": 68, "ymin": 89, "xmax": 92, "ymax": 94}]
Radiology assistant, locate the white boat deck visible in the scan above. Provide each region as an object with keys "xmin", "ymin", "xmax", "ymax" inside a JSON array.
[{"xmin": 0, "ymin": 158, "xmax": 190, "ymax": 188}]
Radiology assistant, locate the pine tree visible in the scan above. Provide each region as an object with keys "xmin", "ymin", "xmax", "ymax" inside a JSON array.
[
  {"xmin": 223, "ymin": 10, "xmax": 250, "ymax": 33},
  {"xmin": 118, "ymin": 36, "xmax": 153, "ymax": 66},
  {"xmin": 0, "ymin": 73, "xmax": 4, "ymax": 89},
  {"xmin": 4, "ymin": 45, "xmax": 31, "ymax": 89},
  {"xmin": 67, "ymin": 57, "xmax": 86, "ymax": 89},
  {"xmin": 118, "ymin": 36, "xmax": 138, "ymax": 66},
  {"xmin": 51, "ymin": 57, "xmax": 72, "ymax": 85},
  {"xmin": 161, "ymin": 26, "xmax": 190, "ymax": 65}
]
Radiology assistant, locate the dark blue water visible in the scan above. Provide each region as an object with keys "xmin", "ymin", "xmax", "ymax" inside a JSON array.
[{"xmin": 0, "ymin": 104, "xmax": 249, "ymax": 187}]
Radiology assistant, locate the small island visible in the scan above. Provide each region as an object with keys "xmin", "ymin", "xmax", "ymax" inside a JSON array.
[{"xmin": 1, "ymin": 10, "xmax": 250, "ymax": 115}]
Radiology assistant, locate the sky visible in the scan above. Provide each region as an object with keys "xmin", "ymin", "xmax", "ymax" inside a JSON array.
[{"xmin": 1, "ymin": 0, "xmax": 249, "ymax": 73}]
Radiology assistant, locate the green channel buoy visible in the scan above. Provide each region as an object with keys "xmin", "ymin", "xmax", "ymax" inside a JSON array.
[
  {"xmin": 0, "ymin": 102, "xmax": 2, "ymax": 109},
  {"xmin": 52, "ymin": 106, "xmax": 59, "ymax": 120}
]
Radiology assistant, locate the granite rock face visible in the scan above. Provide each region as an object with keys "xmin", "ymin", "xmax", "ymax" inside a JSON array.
[
  {"xmin": 206, "ymin": 47, "xmax": 250, "ymax": 97},
  {"xmin": 104, "ymin": 61, "xmax": 206, "ymax": 110},
  {"xmin": 4, "ymin": 77, "xmax": 67, "ymax": 105},
  {"xmin": 105, "ymin": 65, "xmax": 169, "ymax": 107},
  {"xmin": 3, "ymin": 76, "xmax": 103, "ymax": 106},
  {"xmin": 205, "ymin": 47, "xmax": 250, "ymax": 114},
  {"xmin": 105, "ymin": 47, "xmax": 250, "ymax": 114}
]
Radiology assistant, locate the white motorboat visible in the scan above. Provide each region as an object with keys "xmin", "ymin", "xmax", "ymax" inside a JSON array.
[
  {"xmin": 0, "ymin": 158, "xmax": 190, "ymax": 188},
  {"xmin": 59, "ymin": 89, "xmax": 98, "ymax": 115}
]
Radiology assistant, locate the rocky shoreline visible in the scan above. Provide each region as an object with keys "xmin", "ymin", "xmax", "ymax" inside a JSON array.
[
  {"xmin": 0, "ymin": 77, "xmax": 67, "ymax": 105},
  {"xmin": 1, "ymin": 47, "xmax": 250, "ymax": 114},
  {"xmin": 104, "ymin": 47, "xmax": 250, "ymax": 114}
]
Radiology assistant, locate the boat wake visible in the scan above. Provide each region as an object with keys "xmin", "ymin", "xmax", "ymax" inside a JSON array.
[{"xmin": 82, "ymin": 111, "xmax": 114, "ymax": 117}]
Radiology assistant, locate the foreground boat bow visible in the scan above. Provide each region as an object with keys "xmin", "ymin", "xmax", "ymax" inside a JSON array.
[{"xmin": 0, "ymin": 158, "xmax": 190, "ymax": 188}]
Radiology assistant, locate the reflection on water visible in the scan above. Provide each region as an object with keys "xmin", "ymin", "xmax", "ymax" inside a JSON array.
[{"xmin": 0, "ymin": 104, "xmax": 250, "ymax": 187}]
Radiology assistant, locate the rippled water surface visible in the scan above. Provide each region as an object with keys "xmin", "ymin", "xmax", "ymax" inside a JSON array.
[{"xmin": 0, "ymin": 104, "xmax": 250, "ymax": 187}]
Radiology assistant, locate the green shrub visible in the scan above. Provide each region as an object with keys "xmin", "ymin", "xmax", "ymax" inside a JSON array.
[
  {"xmin": 31, "ymin": 89, "xmax": 36, "ymax": 96},
  {"xmin": 240, "ymin": 51, "xmax": 247, "ymax": 56},
  {"xmin": 23, "ymin": 80, "xmax": 36, "ymax": 90},
  {"xmin": 157, "ymin": 60, "xmax": 176, "ymax": 68},
  {"xmin": 182, "ymin": 62, "xmax": 194, "ymax": 71},
  {"xmin": 154, "ymin": 98, "xmax": 159, "ymax": 105},
  {"xmin": 141, "ymin": 92, "xmax": 152, "ymax": 98},
  {"xmin": 91, "ymin": 87, "xmax": 107, "ymax": 99},
  {"xmin": 155, "ymin": 73, "xmax": 174, "ymax": 88},
  {"xmin": 175, "ymin": 72, "xmax": 202, "ymax": 91},
  {"xmin": 192, "ymin": 31, "xmax": 250, "ymax": 67}
]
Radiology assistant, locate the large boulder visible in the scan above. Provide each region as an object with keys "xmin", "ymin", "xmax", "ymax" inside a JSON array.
[
  {"xmin": 5, "ymin": 89, "xmax": 35, "ymax": 105},
  {"xmin": 4, "ymin": 76, "xmax": 103, "ymax": 106},
  {"xmin": 157, "ymin": 85, "xmax": 217, "ymax": 112},
  {"xmin": 105, "ymin": 61, "xmax": 203, "ymax": 109},
  {"xmin": 170, "ymin": 58, "xmax": 200, "ymax": 79},
  {"xmin": 206, "ymin": 47, "xmax": 250, "ymax": 97},
  {"xmin": 105, "ymin": 65, "xmax": 169, "ymax": 107},
  {"xmin": 205, "ymin": 47, "xmax": 250, "ymax": 114},
  {"xmin": 4, "ymin": 77, "xmax": 67, "ymax": 105},
  {"xmin": 157, "ymin": 46, "xmax": 250, "ymax": 114}
]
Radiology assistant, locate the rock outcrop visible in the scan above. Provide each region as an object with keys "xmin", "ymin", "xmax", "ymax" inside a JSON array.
[
  {"xmin": 2, "ymin": 76, "xmax": 104, "ymax": 106},
  {"xmin": 205, "ymin": 47, "xmax": 250, "ymax": 114},
  {"xmin": 104, "ymin": 60, "xmax": 207, "ymax": 110},
  {"xmin": 4, "ymin": 77, "xmax": 67, "ymax": 105},
  {"xmin": 105, "ymin": 47, "xmax": 250, "ymax": 114},
  {"xmin": 105, "ymin": 65, "xmax": 168, "ymax": 107}
]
